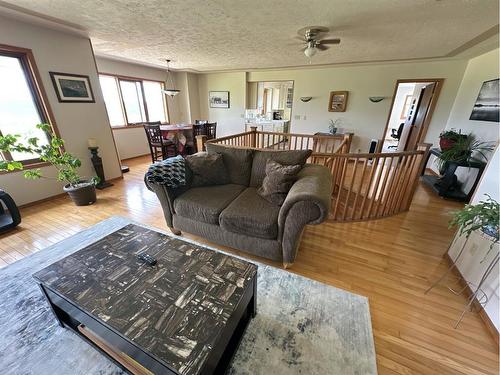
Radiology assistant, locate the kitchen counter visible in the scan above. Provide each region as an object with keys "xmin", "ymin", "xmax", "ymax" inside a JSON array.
[{"xmin": 245, "ymin": 120, "xmax": 290, "ymax": 133}]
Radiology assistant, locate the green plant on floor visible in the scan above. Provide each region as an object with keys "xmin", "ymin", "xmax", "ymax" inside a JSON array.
[
  {"xmin": 435, "ymin": 133, "xmax": 494, "ymax": 171},
  {"xmin": 0, "ymin": 123, "xmax": 98, "ymax": 187},
  {"xmin": 449, "ymin": 194, "xmax": 499, "ymax": 255}
]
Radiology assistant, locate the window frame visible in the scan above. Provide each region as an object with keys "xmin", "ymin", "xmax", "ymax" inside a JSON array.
[
  {"xmin": 0, "ymin": 44, "xmax": 59, "ymax": 172},
  {"xmin": 98, "ymin": 73, "xmax": 169, "ymax": 128}
]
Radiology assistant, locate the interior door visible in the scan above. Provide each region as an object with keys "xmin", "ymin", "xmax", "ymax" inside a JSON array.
[{"xmin": 405, "ymin": 82, "xmax": 436, "ymax": 150}]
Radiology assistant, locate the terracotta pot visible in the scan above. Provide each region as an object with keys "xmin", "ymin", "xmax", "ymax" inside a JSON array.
[
  {"xmin": 63, "ymin": 181, "xmax": 96, "ymax": 206},
  {"xmin": 439, "ymin": 137, "xmax": 456, "ymax": 151}
]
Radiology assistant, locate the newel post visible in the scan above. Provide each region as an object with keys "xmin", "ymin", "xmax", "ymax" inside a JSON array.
[
  {"xmin": 250, "ymin": 126, "xmax": 257, "ymax": 148},
  {"xmin": 343, "ymin": 133, "xmax": 353, "ymax": 153},
  {"xmin": 196, "ymin": 135, "xmax": 207, "ymax": 152}
]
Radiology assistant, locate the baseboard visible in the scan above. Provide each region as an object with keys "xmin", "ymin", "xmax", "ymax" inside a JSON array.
[
  {"xmin": 121, "ymin": 153, "xmax": 150, "ymax": 162},
  {"xmin": 445, "ymin": 253, "xmax": 499, "ymax": 347}
]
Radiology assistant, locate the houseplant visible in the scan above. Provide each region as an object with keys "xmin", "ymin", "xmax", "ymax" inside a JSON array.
[
  {"xmin": 435, "ymin": 133, "xmax": 494, "ymax": 173},
  {"xmin": 449, "ymin": 194, "xmax": 499, "ymax": 253},
  {"xmin": 0, "ymin": 123, "xmax": 98, "ymax": 206},
  {"xmin": 439, "ymin": 129, "xmax": 466, "ymax": 151}
]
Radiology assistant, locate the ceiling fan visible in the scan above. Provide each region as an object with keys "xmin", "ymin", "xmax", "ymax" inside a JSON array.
[{"xmin": 296, "ymin": 26, "xmax": 341, "ymax": 59}]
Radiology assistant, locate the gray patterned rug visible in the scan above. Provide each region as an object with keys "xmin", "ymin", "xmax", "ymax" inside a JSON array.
[{"xmin": 0, "ymin": 216, "xmax": 377, "ymax": 375}]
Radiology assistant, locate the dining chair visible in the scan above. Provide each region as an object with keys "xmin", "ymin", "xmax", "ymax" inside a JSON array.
[
  {"xmin": 143, "ymin": 123, "xmax": 177, "ymax": 162},
  {"xmin": 195, "ymin": 120, "xmax": 208, "ymax": 125},
  {"xmin": 205, "ymin": 122, "xmax": 217, "ymax": 140}
]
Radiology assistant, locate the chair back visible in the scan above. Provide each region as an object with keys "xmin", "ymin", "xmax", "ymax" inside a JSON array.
[
  {"xmin": 144, "ymin": 123, "xmax": 163, "ymax": 145},
  {"xmin": 192, "ymin": 123, "xmax": 206, "ymax": 137},
  {"xmin": 396, "ymin": 123, "xmax": 404, "ymax": 140},
  {"xmin": 195, "ymin": 120, "xmax": 208, "ymax": 125},
  {"xmin": 205, "ymin": 122, "xmax": 217, "ymax": 140}
]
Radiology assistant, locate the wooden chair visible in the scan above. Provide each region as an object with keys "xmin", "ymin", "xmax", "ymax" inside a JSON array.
[
  {"xmin": 185, "ymin": 124, "xmax": 205, "ymax": 154},
  {"xmin": 144, "ymin": 123, "xmax": 177, "ymax": 162},
  {"xmin": 205, "ymin": 122, "xmax": 217, "ymax": 140},
  {"xmin": 195, "ymin": 120, "xmax": 208, "ymax": 125}
]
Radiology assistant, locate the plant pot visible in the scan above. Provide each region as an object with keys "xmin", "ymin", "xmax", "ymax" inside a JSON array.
[
  {"xmin": 63, "ymin": 181, "xmax": 96, "ymax": 206},
  {"xmin": 439, "ymin": 137, "xmax": 456, "ymax": 151}
]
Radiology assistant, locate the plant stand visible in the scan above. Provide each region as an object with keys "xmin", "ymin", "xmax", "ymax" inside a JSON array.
[
  {"xmin": 89, "ymin": 147, "xmax": 113, "ymax": 190},
  {"xmin": 425, "ymin": 233, "xmax": 498, "ymax": 328}
]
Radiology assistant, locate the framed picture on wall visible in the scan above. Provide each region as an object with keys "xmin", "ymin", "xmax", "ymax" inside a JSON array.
[
  {"xmin": 49, "ymin": 72, "xmax": 95, "ymax": 103},
  {"xmin": 470, "ymin": 78, "xmax": 499, "ymax": 122},
  {"xmin": 328, "ymin": 91, "xmax": 348, "ymax": 112},
  {"xmin": 209, "ymin": 91, "xmax": 230, "ymax": 108},
  {"xmin": 400, "ymin": 94, "xmax": 413, "ymax": 120}
]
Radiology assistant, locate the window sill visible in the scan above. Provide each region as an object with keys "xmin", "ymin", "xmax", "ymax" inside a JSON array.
[
  {"xmin": 112, "ymin": 123, "xmax": 170, "ymax": 130},
  {"xmin": 0, "ymin": 161, "xmax": 51, "ymax": 175}
]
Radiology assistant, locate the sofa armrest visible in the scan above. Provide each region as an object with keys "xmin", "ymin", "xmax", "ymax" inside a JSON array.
[
  {"xmin": 278, "ymin": 164, "xmax": 332, "ymax": 263},
  {"xmin": 149, "ymin": 183, "xmax": 189, "ymax": 229}
]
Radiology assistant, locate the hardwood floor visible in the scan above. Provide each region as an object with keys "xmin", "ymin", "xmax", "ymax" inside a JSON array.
[{"xmin": 1, "ymin": 155, "xmax": 498, "ymax": 374}]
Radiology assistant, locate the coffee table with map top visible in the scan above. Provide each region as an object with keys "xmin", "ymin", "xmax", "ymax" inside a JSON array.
[{"xmin": 33, "ymin": 223, "xmax": 258, "ymax": 375}]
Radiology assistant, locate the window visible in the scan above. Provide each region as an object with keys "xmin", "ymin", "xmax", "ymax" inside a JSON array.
[
  {"xmin": 0, "ymin": 47, "xmax": 52, "ymax": 165},
  {"xmin": 98, "ymin": 74, "xmax": 168, "ymax": 127}
]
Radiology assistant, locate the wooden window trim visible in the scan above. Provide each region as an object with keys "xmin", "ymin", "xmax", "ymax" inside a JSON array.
[
  {"xmin": 0, "ymin": 43, "xmax": 60, "ymax": 173},
  {"xmin": 99, "ymin": 72, "xmax": 169, "ymax": 127}
]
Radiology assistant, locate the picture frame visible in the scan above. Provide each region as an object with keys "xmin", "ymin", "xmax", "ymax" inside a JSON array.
[
  {"xmin": 209, "ymin": 91, "xmax": 230, "ymax": 109},
  {"xmin": 470, "ymin": 78, "xmax": 499, "ymax": 122},
  {"xmin": 49, "ymin": 72, "xmax": 95, "ymax": 103},
  {"xmin": 328, "ymin": 91, "xmax": 348, "ymax": 112}
]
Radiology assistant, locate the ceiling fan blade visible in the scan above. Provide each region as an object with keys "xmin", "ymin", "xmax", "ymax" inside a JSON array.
[
  {"xmin": 316, "ymin": 44, "xmax": 329, "ymax": 51},
  {"xmin": 300, "ymin": 46, "xmax": 307, "ymax": 52},
  {"xmin": 295, "ymin": 35, "xmax": 306, "ymax": 42},
  {"xmin": 319, "ymin": 38, "xmax": 341, "ymax": 45}
]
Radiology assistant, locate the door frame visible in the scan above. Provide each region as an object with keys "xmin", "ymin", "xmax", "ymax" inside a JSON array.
[{"xmin": 381, "ymin": 78, "xmax": 444, "ymax": 150}]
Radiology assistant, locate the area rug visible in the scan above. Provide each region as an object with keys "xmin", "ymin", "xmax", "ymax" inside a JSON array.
[{"xmin": 0, "ymin": 216, "xmax": 377, "ymax": 374}]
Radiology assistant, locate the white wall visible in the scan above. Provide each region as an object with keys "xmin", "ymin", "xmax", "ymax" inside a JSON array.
[
  {"xmin": 385, "ymin": 83, "xmax": 415, "ymax": 139},
  {"xmin": 448, "ymin": 145, "xmax": 500, "ymax": 331},
  {"xmin": 198, "ymin": 72, "xmax": 246, "ymax": 137},
  {"xmin": 0, "ymin": 15, "xmax": 122, "ymax": 206},
  {"xmin": 197, "ymin": 60, "xmax": 467, "ymax": 152}
]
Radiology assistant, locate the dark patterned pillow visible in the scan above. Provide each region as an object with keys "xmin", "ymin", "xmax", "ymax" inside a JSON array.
[
  {"xmin": 257, "ymin": 160, "xmax": 302, "ymax": 205},
  {"xmin": 185, "ymin": 153, "xmax": 229, "ymax": 187}
]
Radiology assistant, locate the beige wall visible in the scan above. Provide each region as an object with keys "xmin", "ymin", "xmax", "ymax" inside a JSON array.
[
  {"xmin": 198, "ymin": 72, "xmax": 246, "ymax": 137},
  {"xmin": 0, "ymin": 15, "xmax": 122, "ymax": 206},
  {"xmin": 197, "ymin": 60, "xmax": 468, "ymax": 152}
]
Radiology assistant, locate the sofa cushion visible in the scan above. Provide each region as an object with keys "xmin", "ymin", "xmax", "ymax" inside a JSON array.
[
  {"xmin": 185, "ymin": 152, "xmax": 229, "ymax": 187},
  {"xmin": 258, "ymin": 160, "xmax": 302, "ymax": 206},
  {"xmin": 249, "ymin": 149, "xmax": 312, "ymax": 187},
  {"xmin": 174, "ymin": 184, "xmax": 245, "ymax": 225},
  {"xmin": 206, "ymin": 143, "xmax": 253, "ymax": 186},
  {"xmin": 220, "ymin": 187, "xmax": 280, "ymax": 240}
]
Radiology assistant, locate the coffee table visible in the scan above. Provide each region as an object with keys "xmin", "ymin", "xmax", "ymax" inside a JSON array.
[{"xmin": 33, "ymin": 224, "xmax": 257, "ymax": 375}]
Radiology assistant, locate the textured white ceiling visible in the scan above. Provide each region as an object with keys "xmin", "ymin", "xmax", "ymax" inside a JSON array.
[{"xmin": 2, "ymin": 0, "xmax": 499, "ymax": 72}]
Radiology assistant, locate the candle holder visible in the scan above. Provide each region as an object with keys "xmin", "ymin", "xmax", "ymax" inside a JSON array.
[{"xmin": 88, "ymin": 146, "xmax": 113, "ymax": 190}]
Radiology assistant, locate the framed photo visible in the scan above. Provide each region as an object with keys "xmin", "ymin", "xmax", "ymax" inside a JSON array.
[
  {"xmin": 328, "ymin": 91, "xmax": 348, "ymax": 112},
  {"xmin": 49, "ymin": 72, "xmax": 95, "ymax": 103},
  {"xmin": 209, "ymin": 91, "xmax": 230, "ymax": 108},
  {"xmin": 470, "ymin": 78, "xmax": 499, "ymax": 122}
]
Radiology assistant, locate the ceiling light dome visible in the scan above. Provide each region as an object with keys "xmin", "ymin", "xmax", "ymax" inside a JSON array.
[{"xmin": 304, "ymin": 46, "xmax": 317, "ymax": 58}]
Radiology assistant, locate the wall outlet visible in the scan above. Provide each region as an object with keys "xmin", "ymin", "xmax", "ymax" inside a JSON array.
[{"xmin": 294, "ymin": 115, "xmax": 301, "ymax": 120}]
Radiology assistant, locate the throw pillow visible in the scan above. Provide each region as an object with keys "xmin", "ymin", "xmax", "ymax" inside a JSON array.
[
  {"xmin": 185, "ymin": 152, "xmax": 229, "ymax": 187},
  {"xmin": 205, "ymin": 143, "xmax": 254, "ymax": 186},
  {"xmin": 257, "ymin": 160, "xmax": 302, "ymax": 206},
  {"xmin": 249, "ymin": 149, "xmax": 312, "ymax": 187}
]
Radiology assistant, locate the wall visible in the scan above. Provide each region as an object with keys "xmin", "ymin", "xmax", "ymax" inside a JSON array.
[
  {"xmin": 95, "ymin": 57, "xmax": 195, "ymax": 159},
  {"xmin": 0, "ymin": 15, "xmax": 122, "ymax": 205},
  {"xmin": 439, "ymin": 49, "xmax": 500, "ymax": 190},
  {"xmin": 448, "ymin": 145, "xmax": 500, "ymax": 331},
  {"xmin": 198, "ymin": 72, "xmax": 246, "ymax": 137}
]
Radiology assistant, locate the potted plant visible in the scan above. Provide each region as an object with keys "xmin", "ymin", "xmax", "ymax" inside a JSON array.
[
  {"xmin": 439, "ymin": 129, "xmax": 467, "ymax": 151},
  {"xmin": 435, "ymin": 133, "xmax": 494, "ymax": 173},
  {"xmin": 449, "ymin": 194, "xmax": 499, "ymax": 254},
  {"xmin": 0, "ymin": 123, "xmax": 98, "ymax": 206},
  {"xmin": 329, "ymin": 118, "xmax": 342, "ymax": 134}
]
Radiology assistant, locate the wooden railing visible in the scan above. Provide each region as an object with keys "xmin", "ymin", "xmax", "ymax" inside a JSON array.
[
  {"xmin": 322, "ymin": 143, "xmax": 431, "ymax": 221},
  {"xmin": 198, "ymin": 128, "xmax": 430, "ymax": 222}
]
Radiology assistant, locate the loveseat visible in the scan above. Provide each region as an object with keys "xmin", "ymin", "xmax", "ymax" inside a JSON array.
[{"xmin": 149, "ymin": 143, "xmax": 332, "ymax": 267}]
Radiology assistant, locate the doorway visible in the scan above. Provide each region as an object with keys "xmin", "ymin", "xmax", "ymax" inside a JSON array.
[{"xmin": 381, "ymin": 79, "xmax": 443, "ymax": 152}]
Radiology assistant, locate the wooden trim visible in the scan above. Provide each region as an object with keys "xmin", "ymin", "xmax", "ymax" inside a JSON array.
[
  {"xmin": 381, "ymin": 78, "xmax": 444, "ymax": 149},
  {"xmin": 98, "ymin": 72, "xmax": 165, "ymax": 84},
  {"xmin": 120, "ymin": 153, "xmax": 150, "ymax": 162},
  {"xmin": 444, "ymin": 253, "xmax": 499, "ymax": 347},
  {"xmin": 0, "ymin": 161, "xmax": 51, "ymax": 175},
  {"xmin": 111, "ymin": 124, "xmax": 146, "ymax": 130}
]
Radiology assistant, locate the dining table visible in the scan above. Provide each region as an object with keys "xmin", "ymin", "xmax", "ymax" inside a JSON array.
[{"xmin": 160, "ymin": 123, "xmax": 193, "ymax": 154}]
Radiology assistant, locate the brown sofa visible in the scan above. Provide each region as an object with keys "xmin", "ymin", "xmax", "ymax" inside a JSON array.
[{"xmin": 149, "ymin": 143, "xmax": 332, "ymax": 267}]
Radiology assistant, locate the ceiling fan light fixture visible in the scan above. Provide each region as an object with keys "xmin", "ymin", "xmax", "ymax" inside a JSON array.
[
  {"xmin": 162, "ymin": 89, "xmax": 180, "ymax": 97},
  {"xmin": 304, "ymin": 46, "xmax": 317, "ymax": 58},
  {"xmin": 162, "ymin": 58, "xmax": 180, "ymax": 97}
]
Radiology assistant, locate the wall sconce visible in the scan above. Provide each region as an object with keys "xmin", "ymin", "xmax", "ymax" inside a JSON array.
[
  {"xmin": 369, "ymin": 96, "xmax": 385, "ymax": 103},
  {"xmin": 300, "ymin": 97, "xmax": 312, "ymax": 102}
]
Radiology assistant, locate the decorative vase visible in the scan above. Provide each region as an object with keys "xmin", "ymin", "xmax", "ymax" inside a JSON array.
[{"xmin": 439, "ymin": 137, "xmax": 456, "ymax": 151}]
